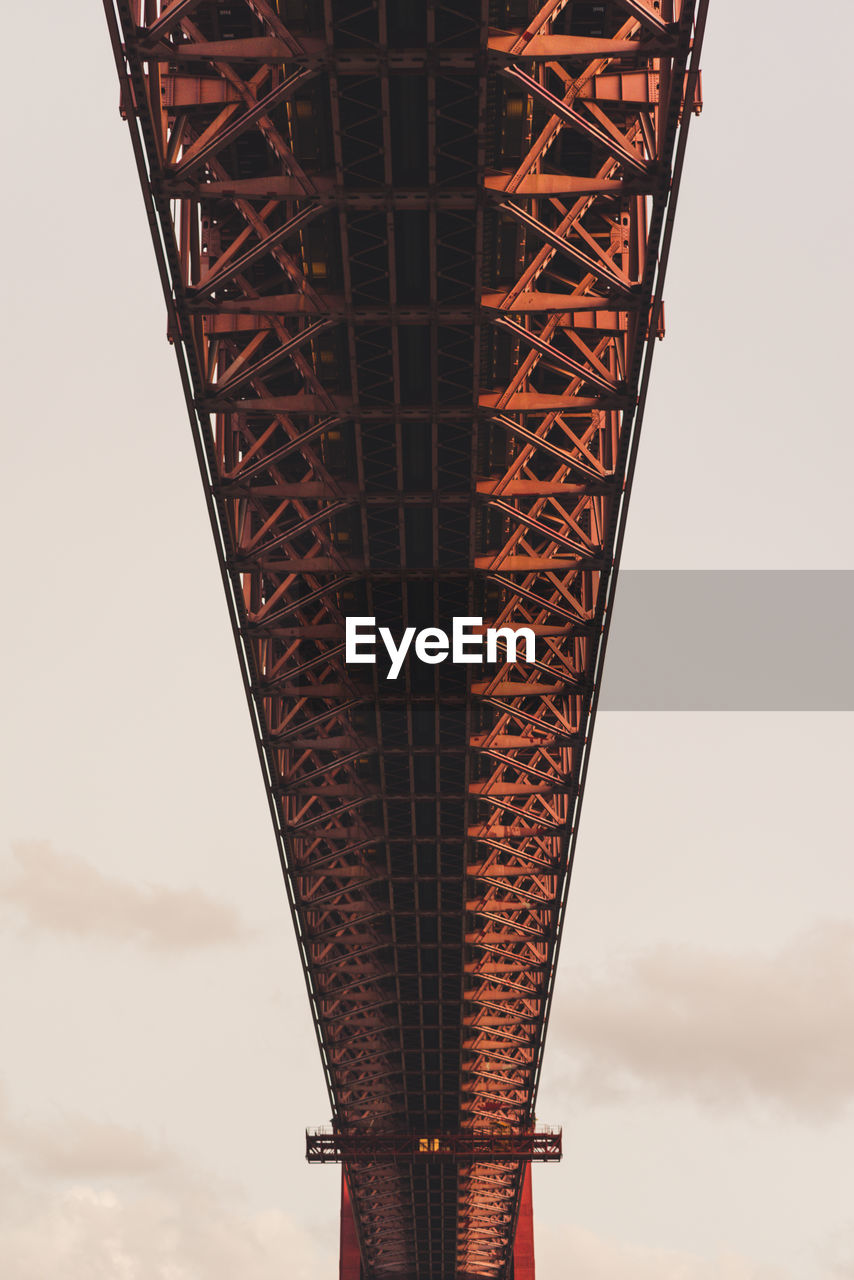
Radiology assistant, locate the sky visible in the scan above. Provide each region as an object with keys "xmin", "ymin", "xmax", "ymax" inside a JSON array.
[{"xmin": 1, "ymin": 3, "xmax": 853, "ymax": 1278}]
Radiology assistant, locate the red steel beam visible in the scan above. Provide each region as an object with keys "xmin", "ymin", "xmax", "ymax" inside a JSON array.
[
  {"xmin": 340, "ymin": 1172, "xmax": 363, "ymax": 1280},
  {"xmin": 512, "ymin": 1165, "xmax": 535, "ymax": 1280}
]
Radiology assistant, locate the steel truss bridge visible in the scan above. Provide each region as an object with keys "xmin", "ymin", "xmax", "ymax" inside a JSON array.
[{"xmin": 104, "ymin": 0, "xmax": 707, "ymax": 1275}]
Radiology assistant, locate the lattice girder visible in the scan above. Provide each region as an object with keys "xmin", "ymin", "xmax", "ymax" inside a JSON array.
[{"xmin": 105, "ymin": 0, "xmax": 706, "ymax": 1275}]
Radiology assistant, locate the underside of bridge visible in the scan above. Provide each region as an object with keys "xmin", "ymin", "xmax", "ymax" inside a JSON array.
[{"xmin": 105, "ymin": 0, "xmax": 706, "ymax": 1275}]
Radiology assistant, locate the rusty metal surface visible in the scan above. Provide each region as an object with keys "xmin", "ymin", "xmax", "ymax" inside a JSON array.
[{"xmin": 103, "ymin": 1, "xmax": 706, "ymax": 1275}]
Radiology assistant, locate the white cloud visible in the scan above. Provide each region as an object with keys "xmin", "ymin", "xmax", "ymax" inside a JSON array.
[
  {"xmin": 0, "ymin": 1104, "xmax": 331, "ymax": 1280},
  {"xmin": 0, "ymin": 1085, "xmax": 171, "ymax": 1182},
  {"xmin": 0, "ymin": 1174, "xmax": 329, "ymax": 1280},
  {"xmin": 537, "ymin": 1223, "xmax": 790, "ymax": 1280},
  {"xmin": 9, "ymin": 1114, "xmax": 171, "ymax": 1180},
  {"xmin": 826, "ymin": 1228, "xmax": 854, "ymax": 1278},
  {"xmin": 552, "ymin": 921, "xmax": 854, "ymax": 1117},
  {"xmin": 0, "ymin": 842, "xmax": 247, "ymax": 950}
]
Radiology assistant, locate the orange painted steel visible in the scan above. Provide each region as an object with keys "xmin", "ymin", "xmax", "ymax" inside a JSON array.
[
  {"xmin": 104, "ymin": 1, "xmax": 707, "ymax": 1276},
  {"xmin": 512, "ymin": 1165, "xmax": 535, "ymax": 1280},
  {"xmin": 341, "ymin": 1172, "xmax": 363, "ymax": 1280}
]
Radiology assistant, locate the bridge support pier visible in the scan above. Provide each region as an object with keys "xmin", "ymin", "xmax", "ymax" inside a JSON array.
[
  {"xmin": 512, "ymin": 1165, "xmax": 536, "ymax": 1280},
  {"xmin": 340, "ymin": 1171, "xmax": 362, "ymax": 1280}
]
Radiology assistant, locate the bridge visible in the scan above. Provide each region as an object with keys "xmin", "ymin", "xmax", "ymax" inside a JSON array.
[{"xmin": 103, "ymin": 1, "xmax": 707, "ymax": 1275}]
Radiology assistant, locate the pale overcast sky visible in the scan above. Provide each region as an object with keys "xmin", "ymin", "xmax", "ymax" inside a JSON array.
[{"xmin": 1, "ymin": 3, "xmax": 852, "ymax": 1279}]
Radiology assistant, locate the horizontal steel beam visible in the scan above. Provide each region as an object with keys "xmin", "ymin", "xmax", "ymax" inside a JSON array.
[{"xmin": 305, "ymin": 1128, "xmax": 562, "ymax": 1163}]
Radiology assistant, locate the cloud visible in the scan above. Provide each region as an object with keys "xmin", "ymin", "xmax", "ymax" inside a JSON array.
[
  {"xmin": 552, "ymin": 921, "xmax": 854, "ymax": 1117},
  {"xmin": 0, "ymin": 1163, "xmax": 331, "ymax": 1280},
  {"xmin": 9, "ymin": 1114, "xmax": 172, "ymax": 1180},
  {"xmin": 537, "ymin": 1223, "xmax": 790, "ymax": 1280},
  {"xmin": 0, "ymin": 842, "xmax": 247, "ymax": 949},
  {"xmin": 0, "ymin": 1082, "xmax": 169, "ymax": 1181},
  {"xmin": 0, "ymin": 1096, "xmax": 333, "ymax": 1280}
]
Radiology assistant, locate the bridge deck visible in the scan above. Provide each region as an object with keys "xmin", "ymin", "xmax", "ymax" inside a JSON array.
[{"xmin": 104, "ymin": 0, "xmax": 706, "ymax": 1275}]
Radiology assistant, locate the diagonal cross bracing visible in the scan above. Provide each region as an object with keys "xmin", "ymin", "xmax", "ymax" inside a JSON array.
[{"xmin": 104, "ymin": 0, "xmax": 706, "ymax": 1275}]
